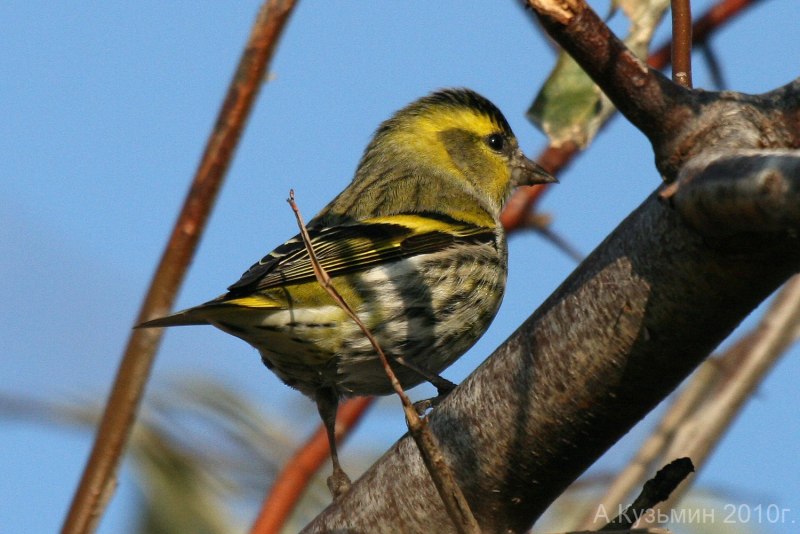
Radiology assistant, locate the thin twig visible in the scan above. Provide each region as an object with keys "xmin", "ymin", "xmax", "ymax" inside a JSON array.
[
  {"xmin": 670, "ymin": 0, "xmax": 693, "ymax": 87},
  {"xmin": 600, "ymin": 458, "xmax": 694, "ymax": 530},
  {"xmin": 699, "ymin": 43, "xmax": 726, "ymax": 90},
  {"xmin": 535, "ymin": 224, "xmax": 585, "ymax": 263},
  {"xmin": 61, "ymin": 2, "xmax": 298, "ymax": 533},
  {"xmin": 287, "ymin": 191, "xmax": 480, "ymax": 534},
  {"xmin": 649, "ymin": 0, "xmax": 761, "ymax": 70}
]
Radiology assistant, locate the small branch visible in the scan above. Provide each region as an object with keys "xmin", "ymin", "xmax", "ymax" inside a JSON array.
[
  {"xmin": 698, "ymin": 42, "xmax": 726, "ymax": 90},
  {"xmin": 650, "ymin": 0, "xmax": 762, "ymax": 70},
  {"xmin": 670, "ymin": 0, "xmax": 693, "ymax": 87},
  {"xmin": 666, "ymin": 149, "xmax": 800, "ymax": 237},
  {"xmin": 61, "ymin": 2, "xmax": 298, "ymax": 533},
  {"xmin": 288, "ymin": 192, "xmax": 480, "ymax": 534},
  {"xmin": 601, "ymin": 458, "xmax": 694, "ymax": 530},
  {"xmin": 536, "ymin": 229, "xmax": 584, "ymax": 263}
]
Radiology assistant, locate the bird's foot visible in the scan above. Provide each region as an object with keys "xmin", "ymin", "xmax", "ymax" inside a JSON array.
[
  {"xmin": 327, "ymin": 467, "xmax": 352, "ymax": 498},
  {"xmin": 413, "ymin": 381, "xmax": 456, "ymax": 416}
]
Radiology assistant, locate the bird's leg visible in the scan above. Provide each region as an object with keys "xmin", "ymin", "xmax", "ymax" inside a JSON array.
[
  {"xmin": 315, "ymin": 388, "xmax": 352, "ymax": 498},
  {"xmin": 393, "ymin": 356, "xmax": 456, "ymax": 415}
]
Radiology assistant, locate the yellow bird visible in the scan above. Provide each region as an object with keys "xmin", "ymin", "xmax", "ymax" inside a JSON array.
[{"xmin": 139, "ymin": 88, "xmax": 555, "ymax": 495}]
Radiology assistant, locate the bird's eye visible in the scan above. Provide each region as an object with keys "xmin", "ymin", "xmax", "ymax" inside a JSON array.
[{"xmin": 485, "ymin": 133, "xmax": 505, "ymax": 152}]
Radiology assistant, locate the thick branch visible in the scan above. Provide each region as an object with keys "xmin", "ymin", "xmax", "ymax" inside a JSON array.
[
  {"xmin": 667, "ymin": 150, "xmax": 800, "ymax": 236},
  {"xmin": 304, "ymin": 178, "xmax": 800, "ymax": 531}
]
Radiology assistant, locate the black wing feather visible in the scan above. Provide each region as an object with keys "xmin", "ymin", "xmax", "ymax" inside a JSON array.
[{"xmin": 227, "ymin": 215, "xmax": 495, "ymax": 294}]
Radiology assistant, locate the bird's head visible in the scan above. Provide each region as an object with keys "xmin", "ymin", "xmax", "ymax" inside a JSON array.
[{"xmin": 320, "ymin": 89, "xmax": 555, "ymax": 225}]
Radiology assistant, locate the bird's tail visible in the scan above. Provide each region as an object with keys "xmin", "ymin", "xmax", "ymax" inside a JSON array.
[
  {"xmin": 136, "ymin": 308, "xmax": 212, "ymax": 328},
  {"xmin": 136, "ymin": 294, "xmax": 279, "ymax": 329}
]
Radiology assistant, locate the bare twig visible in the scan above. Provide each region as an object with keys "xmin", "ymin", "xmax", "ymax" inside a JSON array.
[
  {"xmin": 649, "ymin": 0, "xmax": 762, "ymax": 70},
  {"xmin": 287, "ymin": 191, "xmax": 480, "ymax": 534},
  {"xmin": 699, "ymin": 43, "xmax": 726, "ymax": 90},
  {"xmin": 601, "ymin": 458, "xmax": 694, "ymax": 530},
  {"xmin": 670, "ymin": 0, "xmax": 693, "ymax": 87},
  {"xmin": 61, "ymin": 2, "xmax": 298, "ymax": 533},
  {"xmin": 535, "ymin": 223, "xmax": 585, "ymax": 263}
]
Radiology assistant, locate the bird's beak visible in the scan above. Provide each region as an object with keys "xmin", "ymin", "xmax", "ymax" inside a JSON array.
[{"xmin": 511, "ymin": 149, "xmax": 557, "ymax": 187}]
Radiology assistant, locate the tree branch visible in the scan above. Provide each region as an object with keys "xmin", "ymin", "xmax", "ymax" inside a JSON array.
[
  {"xmin": 527, "ymin": 0, "xmax": 688, "ymax": 145},
  {"xmin": 670, "ymin": 0, "xmax": 693, "ymax": 87},
  {"xmin": 62, "ymin": 2, "xmax": 298, "ymax": 532},
  {"xmin": 505, "ymin": 0, "xmax": 765, "ymax": 230},
  {"xmin": 665, "ymin": 149, "xmax": 800, "ymax": 236},
  {"xmin": 303, "ymin": 3, "xmax": 800, "ymax": 531},
  {"xmin": 304, "ymin": 177, "xmax": 800, "ymax": 532}
]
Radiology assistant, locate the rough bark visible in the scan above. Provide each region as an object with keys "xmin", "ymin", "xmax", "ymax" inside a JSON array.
[
  {"xmin": 303, "ymin": 1, "xmax": 800, "ymax": 531},
  {"xmin": 303, "ymin": 162, "xmax": 800, "ymax": 532}
]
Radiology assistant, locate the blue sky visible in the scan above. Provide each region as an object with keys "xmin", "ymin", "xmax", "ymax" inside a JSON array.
[{"xmin": 2, "ymin": 1, "xmax": 799, "ymax": 532}]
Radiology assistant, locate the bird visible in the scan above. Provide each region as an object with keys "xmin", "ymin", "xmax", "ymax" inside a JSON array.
[{"xmin": 138, "ymin": 88, "xmax": 556, "ymax": 496}]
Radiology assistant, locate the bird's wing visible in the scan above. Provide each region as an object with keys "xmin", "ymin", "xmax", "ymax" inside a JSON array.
[{"xmin": 226, "ymin": 213, "xmax": 497, "ymax": 293}]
